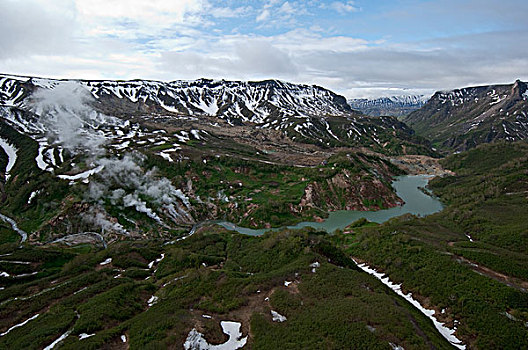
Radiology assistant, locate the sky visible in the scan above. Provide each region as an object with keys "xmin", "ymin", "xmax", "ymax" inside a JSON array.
[{"xmin": 1, "ymin": 0, "xmax": 528, "ymax": 98}]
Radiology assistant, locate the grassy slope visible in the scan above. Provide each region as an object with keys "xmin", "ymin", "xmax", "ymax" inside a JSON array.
[
  {"xmin": 0, "ymin": 121, "xmax": 73, "ymax": 235},
  {"xmin": 334, "ymin": 141, "xmax": 528, "ymax": 349},
  {"xmin": 403, "ymin": 82, "xmax": 528, "ymax": 152},
  {"xmin": 288, "ymin": 115, "xmax": 437, "ymax": 157},
  {"xmin": 0, "ymin": 228, "xmax": 454, "ymax": 349}
]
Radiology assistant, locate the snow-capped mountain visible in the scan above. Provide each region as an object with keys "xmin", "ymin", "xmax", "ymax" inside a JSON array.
[
  {"xmin": 1, "ymin": 74, "xmax": 352, "ymax": 124},
  {"xmin": 403, "ymin": 80, "xmax": 528, "ymax": 151},
  {"xmin": 0, "ymin": 74, "xmax": 431, "ymax": 154},
  {"xmin": 348, "ymin": 95, "xmax": 429, "ymax": 117}
]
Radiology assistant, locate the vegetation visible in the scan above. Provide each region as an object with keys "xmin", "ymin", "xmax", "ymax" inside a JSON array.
[
  {"xmin": 1, "ymin": 115, "xmax": 407, "ymax": 242},
  {"xmin": 146, "ymin": 149, "xmax": 404, "ymax": 229},
  {"xmin": 0, "ymin": 227, "xmax": 456, "ymax": 349},
  {"xmin": 285, "ymin": 115, "xmax": 438, "ymax": 157},
  {"xmin": 334, "ymin": 141, "xmax": 528, "ymax": 349}
]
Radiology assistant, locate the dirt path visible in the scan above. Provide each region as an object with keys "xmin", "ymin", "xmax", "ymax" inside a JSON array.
[{"xmin": 454, "ymin": 255, "xmax": 528, "ymax": 292}]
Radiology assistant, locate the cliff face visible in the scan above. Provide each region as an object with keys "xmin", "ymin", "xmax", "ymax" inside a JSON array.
[
  {"xmin": 193, "ymin": 152, "xmax": 405, "ymax": 230},
  {"xmin": 299, "ymin": 169, "xmax": 401, "ymax": 212}
]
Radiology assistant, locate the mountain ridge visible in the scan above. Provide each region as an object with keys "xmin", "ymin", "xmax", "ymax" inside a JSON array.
[
  {"xmin": 0, "ymin": 74, "xmax": 352, "ymax": 119},
  {"xmin": 403, "ymin": 80, "xmax": 528, "ymax": 151}
]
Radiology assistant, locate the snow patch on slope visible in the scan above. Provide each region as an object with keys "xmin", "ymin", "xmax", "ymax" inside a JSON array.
[
  {"xmin": 184, "ymin": 321, "xmax": 247, "ymax": 350},
  {"xmin": 0, "ymin": 313, "xmax": 39, "ymax": 337},
  {"xmin": 271, "ymin": 310, "xmax": 287, "ymax": 322},
  {"xmin": 354, "ymin": 260, "xmax": 466, "ymax": 349},
  {"xmin": 58, "ymin": 165, "xmax": 104, "ymax": 181},
  {"xmin": 0, "ymin": 137, "xmax": 17, "ymax": 180}
]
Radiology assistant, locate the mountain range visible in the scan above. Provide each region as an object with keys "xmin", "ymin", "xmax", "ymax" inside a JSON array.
[
  {"xmin": 0, "ymin": 73, "xmax": 436, "ymax": 245},
  {"xmin": 0, "ymin": 74, "xmax": 431, "ymax": 154},
  {"xmin": 348, "ymin": 95, "xmax": 429, "ymax": 117}
]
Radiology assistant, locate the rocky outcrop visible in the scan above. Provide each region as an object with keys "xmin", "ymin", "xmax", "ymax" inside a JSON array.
[{"xmin": 299, "ymin": 169, "xmax": 401, "ymax": 212}]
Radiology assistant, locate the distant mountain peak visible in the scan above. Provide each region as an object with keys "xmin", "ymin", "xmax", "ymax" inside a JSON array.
[{"xmin": 348, "ymin": 94, "xmax": 429, "ymax": 117}]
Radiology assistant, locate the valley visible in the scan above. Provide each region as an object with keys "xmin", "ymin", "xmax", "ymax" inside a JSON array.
[{"xmin": 0, "ymin": 74, "xmax": 527, "ymax": 349}]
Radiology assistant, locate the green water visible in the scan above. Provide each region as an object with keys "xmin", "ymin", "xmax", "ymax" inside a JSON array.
[{"xmin": 218, "ymin": 175, "xmax": 443, "ymax": 235}]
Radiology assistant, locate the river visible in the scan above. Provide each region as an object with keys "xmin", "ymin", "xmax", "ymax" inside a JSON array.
[
  {"xmin": 0, "ymin": 213, "xmax": 28, "ymax": 243},
  {"xmin": 218, "ymin": 175, "xmax": 443, "ymax": 235}
]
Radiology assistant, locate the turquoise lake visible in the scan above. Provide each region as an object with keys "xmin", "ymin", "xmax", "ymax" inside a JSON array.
[{"xmin": 218, "ymin": 175, "xmax": 444, "ymax": 236}]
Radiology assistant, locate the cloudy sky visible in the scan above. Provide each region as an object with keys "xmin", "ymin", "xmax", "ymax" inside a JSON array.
[{"xmin": 1, "ymin": 0, "xmax": 527, "ymax": 98}]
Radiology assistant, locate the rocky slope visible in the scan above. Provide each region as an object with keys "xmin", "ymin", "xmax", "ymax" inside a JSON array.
[
  {"xmin": 404, "ymin": 80, "xmax": 528, "ymax": 151},
  {"xmin": 349, "ymin": 95, "xmax": 429, "ymax": 117}
]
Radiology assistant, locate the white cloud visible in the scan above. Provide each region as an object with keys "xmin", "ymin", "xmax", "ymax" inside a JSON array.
[
  {"xmin": 74, "ymin": 0, "xmax": 212, "ymax": 43},
  {"xmin": 75, "ymin": 0, "xmax": 206, "ymax": 24},
  {"xmin": 158, "ymin": 28, "xmax": 528, "ymax": 98},
  {"xmin": 279, "ymin": 1, "xmax": 295, "ymax": 15},
  {"xmin": 327, "ymin": 1, "xmax": 359, "ymax": 14},
  {"xmin": 159, "ymin": 37, "xmax": 297, "ymax": 80},
  {"xmin": 0, "ymin": 0, "xmax": 77, "ymax": 58},
  {"xmin": 235, "ymin": 41, "xmax": 297, "ymax": 76},
  {"xmin": 270, "ymin": 29, "xmax": 369, "ymax": 52},
  {"xmin": 255, "ymin": 1, "xmax": 310, "ymax": 27},
  {"xmin": 210, "ymin": 5, "xmax": 252, "ymax": 19},
  {"xmin": 264, "ymin": 0, "xmax": 282, "ymax": 9},
  {"xmin": 256, "ymin": 9, "xmax": 270, "ymax": 22}
]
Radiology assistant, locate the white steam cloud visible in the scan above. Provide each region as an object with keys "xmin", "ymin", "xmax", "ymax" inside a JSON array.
[
  {"xmin": 27, "ymin": 82, "xmax": 194, "ymax": 236},
  {"xmin": 87, "ymin": 153, "xmax": 194, "ymax": 227},
  {"xmin": 122, "ymin": 193, "xmax": 163, "ymax": 224},
  {"xmin": 81, "ymin": 207, "xmax": 126, "ymax": 235},
  {"xmin": 29, "ymin": 82, "xmax": 119, "ymax": 155}
]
